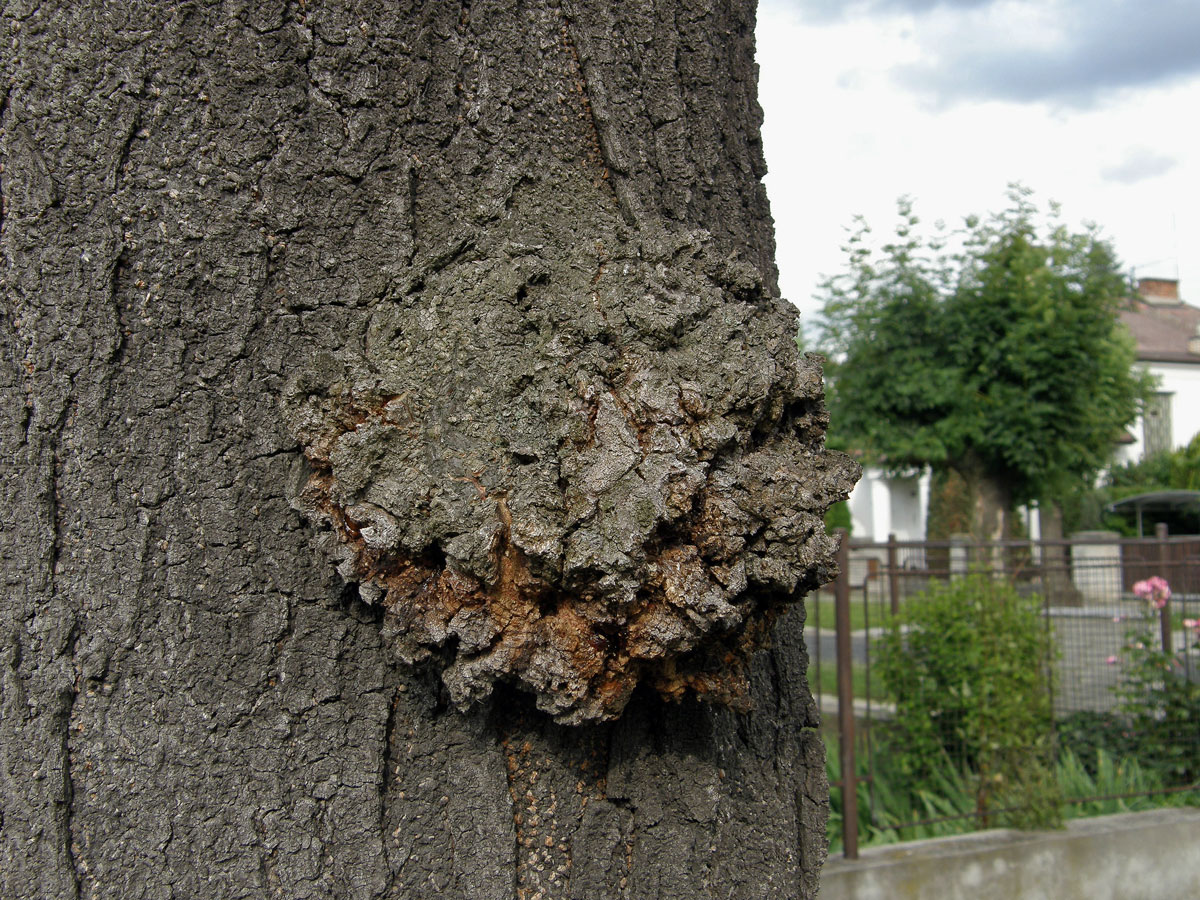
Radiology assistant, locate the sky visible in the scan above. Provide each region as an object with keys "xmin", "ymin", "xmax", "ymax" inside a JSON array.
[{"xmin": 755, "ymin": 0, "xmax": 1200, "ymax": 331}]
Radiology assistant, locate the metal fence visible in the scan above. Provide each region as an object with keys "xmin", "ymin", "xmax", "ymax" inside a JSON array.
[{"xmin": 812, "ymin": 525, "xmax": 1200, "ymax": 858}]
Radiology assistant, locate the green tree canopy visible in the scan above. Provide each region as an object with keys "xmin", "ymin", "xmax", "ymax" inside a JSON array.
[
  {"xmin": 815, "ymin": 188, "xmax": 1154, "ymax": 540},
  {"xmin": 1063, "ymin": 431, "xmax": 1200, "ymax": 535}
]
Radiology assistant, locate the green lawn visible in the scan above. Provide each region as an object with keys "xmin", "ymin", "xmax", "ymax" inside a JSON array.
[
  {"xmin": 804, "ymin": 592, "xmax": 910, "ymax": 633},
  {"xmin": 807, "ymin": 658, "xmax": 874, "ymax": 700}
]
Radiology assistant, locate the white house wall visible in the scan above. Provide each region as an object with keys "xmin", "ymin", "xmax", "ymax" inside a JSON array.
[
  {"xmin": 848, "ymin": 467, "xmax": 929, "ymax": 542},
  {"xmin": 1116, "ymin": 361, "xmax": 1200, "ymax": 464}
]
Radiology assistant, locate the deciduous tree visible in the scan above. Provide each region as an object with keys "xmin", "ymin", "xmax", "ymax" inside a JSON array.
[{"xmin": 817, "ymin": 190, "xmax": 1150, "ymax": 542}]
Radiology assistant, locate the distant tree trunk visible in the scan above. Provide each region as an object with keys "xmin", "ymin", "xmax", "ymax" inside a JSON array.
[
  {"xmin": 955, "ymin": 458, "xmax": 1012, "ymax": 542},
  {"xmin": 1037, "ymin": 501, "xmax": 1080, "ymax": 604},
  {"xmin": 1, "ymin": 2, "xmax": 855, "ymax": 899},
  {"xmin": 954, "ymin": 455, "xmax": 1011, "ymax": 562}
]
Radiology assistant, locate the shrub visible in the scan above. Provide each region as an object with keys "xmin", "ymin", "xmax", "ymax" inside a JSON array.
[
  {"xmin": 875, "ymin": 573, "xmax": 1062, "ymax": 827},
  {"xmin": 1110, "ymin": 577, "xmax": 1200, "ymax": 783},
  {"xmin": 1056, "ymin": 710, "xmax": 1138, "ymax": 773},
  {"xmin": 1062, "ymin": 430, "xmax": 1200, "ymax": 534},
  {"xmin": 824, "ymin": 500, "xmax": 852, "ymax": 536}
]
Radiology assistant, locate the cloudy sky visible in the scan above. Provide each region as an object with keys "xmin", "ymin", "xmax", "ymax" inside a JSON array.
[{"xmin": 756, "ymin": 0, "xmax": 1200, "ymax": 328}]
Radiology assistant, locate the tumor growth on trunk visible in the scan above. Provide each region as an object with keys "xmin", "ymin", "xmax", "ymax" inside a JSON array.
[
  {"xmin": 3, "ymin": 1, "xmax": 848, "ymax": 895},
  {"xmin": 285, "ymin": 218, "xmax": 857, "ymax": 724}
]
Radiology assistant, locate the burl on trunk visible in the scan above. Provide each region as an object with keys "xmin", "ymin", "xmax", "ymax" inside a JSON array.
[{"xmin": 1, "ymin": 2, "xmax": 857, "ymax": 898}]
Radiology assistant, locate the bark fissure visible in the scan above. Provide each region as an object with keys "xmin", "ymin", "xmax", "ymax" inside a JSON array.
[
  {"xmin": 47, "ymin": 401, "xmax": 70, "ymax": 596},
  {"xmin": 557, "ymin": 1, "xmax": 644, "ymax": 225},
  {"xmin": 59, "ymin": 653, "xmax": 82, "ymax": 900},
  {"xmin": 0, "ymin": 83, "xmax": 8, "ymax": 239},
  {"xmin": 378, "ymin": 685, "xmax": 401, "ymax": 897},
  {"xmin": 498, "ymin": 724, "xmax": 527, "ymax": 899},
  {"xmin": 110, "ymin": 110, "xmax": 141, "ymax": 196},
  {"xmin": 104, "ymin": 247, "xmax": 129, "ymax": 368}
]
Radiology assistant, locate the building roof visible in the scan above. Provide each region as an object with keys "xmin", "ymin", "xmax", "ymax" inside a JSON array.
[{"xmin": 1119, "ymin": 295, "xmax": 1200, "ymax": 365}]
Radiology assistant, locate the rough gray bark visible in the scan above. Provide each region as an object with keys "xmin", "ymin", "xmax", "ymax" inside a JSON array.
[{"xmin": 1, "ymin": 2, "xmax": 857, "ymax": 898}]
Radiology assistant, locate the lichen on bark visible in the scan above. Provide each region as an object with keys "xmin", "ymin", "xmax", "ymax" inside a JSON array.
[{"xmin": 283, "ymin": 187, "xmax": 857, "ymax": 724}]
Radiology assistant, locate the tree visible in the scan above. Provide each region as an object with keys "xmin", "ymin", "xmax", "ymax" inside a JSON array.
[
  {"xmin": 0, "ymin": 2, "xmax": 857, "ymax": 898},
  {"xmin": 1108, "ymin": 431, "xmax": 1200, "ymax": 493},
  {"xmin": 1063, "ymin": 430, "xmax": 1200, "ymax": 535},
  {"xmin": 816, "ymin": 190, "xmax": 1151, "ymax": 543}
]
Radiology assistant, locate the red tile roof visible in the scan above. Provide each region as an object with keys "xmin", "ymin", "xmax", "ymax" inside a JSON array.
[{"xmin": 1120, "ymin": 298, "xmax": 1200, "ymax": 364}]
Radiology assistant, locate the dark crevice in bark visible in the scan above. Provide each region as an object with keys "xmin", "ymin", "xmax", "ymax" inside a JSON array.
[
  {"xmin": 0, "ymin": 83, "xmax": 8, "ymax": 238},
  {"xmin": 406, "ymin": 160, "xmax": 419, "ymax": 266},
  {"xmin": 110, "ymin": 109, "xmax": 141, "ymax": 195},
  {"xmin": 497, "ymin": 714, "xmax": 527, "ymax": 900},
  {"xmin": 377, "ymin": 684, "xmax": 401, "ymax": 899},
  {"xmin": 48, "ymin": 398, "xmax": 82, "ymax": 898},
  {"xmin": 765, "ymin": 637, "xmax": 786, "ymax": 730},
  {"xmin": 556, "ymin": 1, "xmax": 642, "ymax": 225},
  {"xmin": 47, "ymin": 399, "xmax": 71, "ymax": 597},
  {"xmin": 59, "ymin": 654, "xmax": 82, "ymax": 900},
  {"xmin": 105, "ymin": 248, "xmax": 129, "ymax": 368},
  {"xmin": 274, "ymin": 592, "xmax": 297, "ymax": 661}
]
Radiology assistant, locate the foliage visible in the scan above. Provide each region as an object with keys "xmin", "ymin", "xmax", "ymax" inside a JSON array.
[
  {"xmin": 1108, "ymin": 577, "xmax": 1200, "ymax": 783},
  {"xmin": 826, "ymin": 573, "xmax": 1200, "ymax": 854},
  {"xmin": 825, "ymin": 731, "xmax": 983, "ymax": 854},
  {"xmin": 1056, "ymin": 710, "xmax": 1140, "ymax": 771},
  {"xmin": 1064, "ymin": 431, "xmax": 1200, "ymax": 535},
  {"xmin": 815, "ymin": 187, "xmax": 1154, "ymax": 538},
  {"xmin": 825, "ymin": 731, "xmax": 1196, "ymax": 854},
  {"xmin": 823, "ymin": 500, "xmax": 852, "ymax": 536},
  {"xmin": 925, "ymin": 468, "xmax": 972, "ymax": 540},
  {"xmin": 875, "ymin": 574, "xmax": 1062, "ymax": 827},
  {"xmin": 1109, "ymin": 433, "xmax": 1200, "ymax": 493},
  {"xmin": 1058, "ymin": 748, "xmax": 1200, "ymax": 819}
]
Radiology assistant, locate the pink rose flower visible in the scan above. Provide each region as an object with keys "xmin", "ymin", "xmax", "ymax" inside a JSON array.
[{"xmin": 1132, "ymin": 576, "xmax": 1171, "ymax": 609}]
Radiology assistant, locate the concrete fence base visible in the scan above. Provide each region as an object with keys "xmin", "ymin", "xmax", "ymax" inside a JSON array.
[{"xmin": 820, "ymin": 808, "xmax": 1200, "ymax": 900}]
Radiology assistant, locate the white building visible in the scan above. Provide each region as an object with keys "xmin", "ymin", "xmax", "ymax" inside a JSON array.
[
  {"xmin": 846, "ymin": 468, "xmax": 929, "ymax": 543},
  {"xmin": 1115, "ymin": 278, "xmax": 1200, "ymax": 465}
]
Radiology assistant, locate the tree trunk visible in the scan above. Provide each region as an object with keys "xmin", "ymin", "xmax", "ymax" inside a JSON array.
[
  {"xmin": 1037, "ymin": 501, "xmax": 1080, "ymax": 604},
  {"xmin": 954, "ymin": 455, "xmax": 1011, "ymax": 565},
  {"xmin": 1, "ymin": 2, "xmax": 856, "ymax": 898}
]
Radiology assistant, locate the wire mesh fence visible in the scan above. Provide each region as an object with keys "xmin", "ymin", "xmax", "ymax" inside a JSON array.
[{"xmin": 811, "ymin": 527, "xmax": 1200, "ymax": 858}]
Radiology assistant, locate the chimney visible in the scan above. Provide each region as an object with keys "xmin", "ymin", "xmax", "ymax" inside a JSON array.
[{"xmin": 1137, "ymin": 277, "xmax": 1180, "ymax": 305}]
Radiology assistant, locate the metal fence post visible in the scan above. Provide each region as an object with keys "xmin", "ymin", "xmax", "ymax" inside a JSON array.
[
  {"xmin": 1157, "ymin": 522, "xmax": 1173, "ymax": 655},
  {"xmin": 833, "ymin": 528, "xmax": 859, "ymax": 859},
  {"xmin": 887, "ymin": 532, "xmax": 900, "ymax": 617}
]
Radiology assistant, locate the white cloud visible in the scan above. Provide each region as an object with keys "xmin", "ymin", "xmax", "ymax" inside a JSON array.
[
  {"xmin": 1099, "ymin": 148, "xmax": 1179, "ymax": 185},
  {"xmin": 756, "ymin": 0, "xmax": 1200, "ymax": 327},
  {"xmin": 773, "ymin": 0, "xmax": 1200, "ymax": 106},
  {"xmin": 895, "ymin": 0, "xmax": 1200, "ymax": 108}
]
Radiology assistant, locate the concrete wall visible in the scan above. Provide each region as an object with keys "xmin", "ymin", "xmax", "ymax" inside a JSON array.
[
  {"xmin": 820, "ymin": 808, "xmax": 1200, "ymax": 900},
  {"xmin": 1069, "ymin": 531, "xmax": 1124, "ymax": 602}
]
